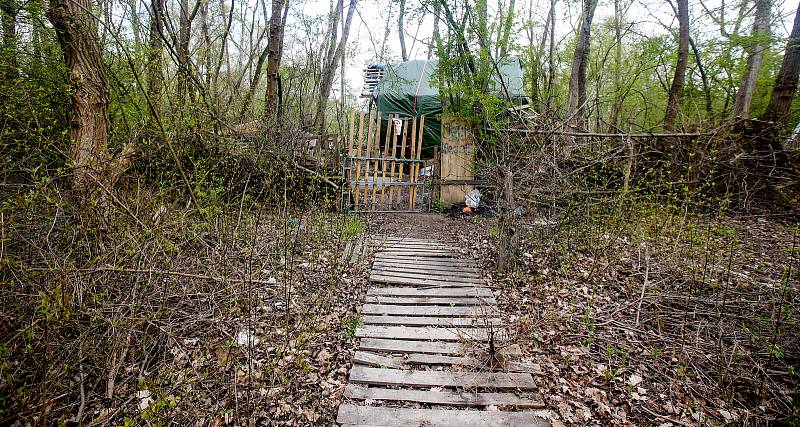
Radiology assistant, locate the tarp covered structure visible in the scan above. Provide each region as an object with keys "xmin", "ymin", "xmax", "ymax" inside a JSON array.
[{"xmin": 372, "ymin": 58, "xmax": 527, "ymax": 155}]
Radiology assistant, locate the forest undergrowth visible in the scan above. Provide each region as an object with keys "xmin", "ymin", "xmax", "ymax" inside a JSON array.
[
  {"xmin": 477, "ymin": 200, "xmax": 800, "ymax": 425},
  {"xmin": 0, "ymin": 182, "xmax": 369, "ymax": 425}
]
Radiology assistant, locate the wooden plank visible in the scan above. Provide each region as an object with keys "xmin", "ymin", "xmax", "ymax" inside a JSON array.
[
  {"xmin": 405, "ymin": 353, "xmax": 481, "ymax": 367},
  {"xmin": 346, "ymin": 110, "xmax": 356, "ymax": 155},
  {"xmin": 410, "ymin": 115, "xmax": 424, "ymax": 209},
  {"xmin": 348, "ymin": 366, "xmax": 536, "ymax": 390},
  {"xmin": 337, "ymin": 404, "xmax": 549, "ymax": 427},
  {"xmin": 370, "ymin": 111, "xmax": 381, "ymax": 208},
  {"xmin": 372, "ymin": 262, "xmax": 480, "ymax": 276},
  {"xmin": 358, "ymin": 338, "xmax": 466, "ymax": 355},
  {"xmin": 379, "ymin": 114, "xmax": 391, "ymax": 208},
  {"xmin": 407, "ymin": 117, "xmax": 417, "ymax": 210},
  {"xmin": 353, "ymin": 112, "xmax": 365, "ymax": 206},
  {"xmin": 371, "ymin": 266, "xmax": 481, "ymax": 281},
  {"xmin": 362, "ymin": 304, "xmax": 498, "ymax": 317},
  {"xmin": 368, "ymin": 287, "xmax": 492, "ymax": 297},
  {"xmin": 370, "ymin": 236, "xmax": 453, "ymax": 244},
  {"xmin": 344, "ymin": 384, "xmax": 546, "ymax": 409},
  {"xmin": 365, "ymin": 296, "xmax": 496, "ymax": 306},
  {"xmin": 387, "ymin": 117, "xmax": 399, "ymax": 207},
  {"xmin": 354, "ymin": 325, "xmax": 498, "ymax": 341},
  {"xmin": 375, "ymin": 248, "xmax": 458, "ymax": 256},
  {"xmin": 369, "ymin": 272, "xmax": 482, "ymax": 285},
  {"xmin": 361, "ymin": 315, "xmax": 502, "ymax": 327},
  {"xmin": 398, "ymin": 116, "xmax": 409, "ymax": 206},
  {"xmin": 372, "ymin": 259, "xmax": 480, "ymax": 272},
  {"xmin": 369, "ymin": 275, "xmax": 487, "ymax": 288},
  {"xmin": 373, "ymin": 254, "xmax": 473, "ymax": 264},
  {"xmin": 362, "ymin": 109, "xmax": 375, "ymax": 206},
  {"xmin": 352, "ymin": 351, "xmax": 403, "ymax": 369}
]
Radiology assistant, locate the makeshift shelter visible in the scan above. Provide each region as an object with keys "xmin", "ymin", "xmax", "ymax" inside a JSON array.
[{"xmin": 370, "ymin": 58, "xmax": 527, "ymax": 155}]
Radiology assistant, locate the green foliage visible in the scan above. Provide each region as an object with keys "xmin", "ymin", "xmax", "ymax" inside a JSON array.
[
  {"xmin": 341, "ymin": 315, "xmax": 362, "ymax": 338},
  {"xmin": 336, "ymin": 215, "xmax": 365, "ymax": 241}
]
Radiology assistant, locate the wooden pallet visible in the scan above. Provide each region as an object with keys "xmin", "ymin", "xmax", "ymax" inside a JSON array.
[{"xmin": 336, "ymin": 236, "xmax": 549, "ymax": 426}]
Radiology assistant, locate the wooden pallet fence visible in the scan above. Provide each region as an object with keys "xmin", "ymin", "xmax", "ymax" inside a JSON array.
[{"xmin": 343, "ymin": 112, "xmax": 426, "ymax": 212}]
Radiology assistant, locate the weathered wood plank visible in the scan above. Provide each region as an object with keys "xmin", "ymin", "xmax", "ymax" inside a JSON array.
[
  {"xmin": 362, "ymin": 304, "xmax": 498, "ymax": 317},
  {"xmin": 368, "ymin": 287, "xmax": 492, "ymax": 297},
  {"xmin": 348, "ymin": 366, "xmax": 536, "ymax": 390},
  {"xmin": 352, "ymin": 351, "xmax": 404, "ymax": 369},
  {"xmin": 365, "ymin": 296, "xmax": 496, "ymax": 306},
  {"xmin": 337, "ymin": 404, "xmax": 549, "ymax": 427},
  {"xmin": 361, "ymin": 315, "xmax": 502, "ymax": 327},
  {"xmin": 358, "ymin": 338, "xmax": 466, "ymax": 355},
  {"xmin": 371, "ymin": 266, "xmax": 481, "ymax": 281},
  {"xmin": 369, "ymin": 275, "xmax": 484, "ymax": 287},
  {"xmin": 373, "ymin": 256, "xmax": 478, "ymax": 268},
  {"xmin": 372, "ymin": 260, "xmax": 480, "ymax": 273},
  {"xmin": 344, "ymin": 385, "xmax": 546, "ymax": 409},
  {"xmin": 405, "ymin": 353, "xmax": 482, "ymax": 367},
  {"xmin": 370, "ymin": 269, "xmax": 481, "ymax": 282},
  {"xmin": 354, "ymin": 325, "xmax": 499, "ymax": 341}
]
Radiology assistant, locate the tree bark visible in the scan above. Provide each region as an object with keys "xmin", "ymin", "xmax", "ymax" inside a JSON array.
[
  {"xmin": 48, "ymin": 0, "xmax": 133, "ymax": 208},
  {"xmin": 566, "ymin": 0, "xmax": 598, "ymax": 126},
  {"xmin": 731, "ymin": 0, "xmax": 771, "ymax": 118},
  {"xmin": 147, "ymin": 0, "xmax": 164, "ymax": 119},
  {"xmin": 545, "ymin": 0, "xmax": 556, "ymax": 110},
  {"xmin": 264, "ymin": 0, "xmax": 286, "ymax": 132},
  {"xmin": 763, "ymin": 3, "xmax": 800, "ymax": 122},
  {"xmin": 664, "ymin": 0, "xmax": 689, "ymax": 131},
  {"xmin": 398, "ymin": 0, "xmax": 408, "ymax": 61},
  {"xmin": 607, "ymin": 0, "xmax": 623, "ymax": 129},
  {"xmin": 313, "ymin": 0, "xmax": 356, "ymax": 131}
]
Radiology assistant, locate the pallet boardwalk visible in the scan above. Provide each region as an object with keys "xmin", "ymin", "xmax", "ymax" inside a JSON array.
[{"xmin": 336, "ymin": 236, "xmax": 549, "ymax": 426}]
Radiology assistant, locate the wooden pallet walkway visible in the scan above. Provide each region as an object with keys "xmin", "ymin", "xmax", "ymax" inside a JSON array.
[{"xmin": 337, "ymin": 236, "xmax": 549, "ymax": 426}]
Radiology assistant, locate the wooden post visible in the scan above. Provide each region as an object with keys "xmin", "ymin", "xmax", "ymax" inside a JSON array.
[
  {"xmin": 362, "ymin": 110, "xmax": 375, "ymax": 205},
  {"xmin": 497, "ymin": 167, "xmax": 516, "ymax": 273},
  {"xmin": 407, "ymin": 117, "xmax": 417, "ymax": 210},
  {"xmin": 387, "ymin": 117, "xmax": 400, "ymax": 207},
  {"xmin": 371, "ymin": 111, "xmax": 382, "ymax": 208},
  {"xmin": 345, "ymin": 110, "xmax": 356, "ymax": 209},
  {"xmin": 353, "ymin": 112, "xmax": 365, "ymax": 206},
  {"xmin": 397, "ymin": 118, "xmax": 408, "ymax": 208},
  {"xmin": 410, "ymin": 116, "xmax": 424, "ymax": 209},
  {"xmin": 380, "ymin": 114, "xmax": 391, "ymax": 208}
]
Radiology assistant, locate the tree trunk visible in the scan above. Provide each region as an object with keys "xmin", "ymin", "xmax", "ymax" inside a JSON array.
[
  {"xmin": 398, "ymin": 0, "xmax": 407, "ymax": 61},
  {"xmin": 264, "ymin": 0, "xmax": 286, "ymax": 131},
  {"xmin": 566, "ymin": 0, "xmax": 598, "ymax": 126},
  {"xmin": 428, "ymin": 0, "xmax": 439, "ymax": 60},
  {"xmin": 664, "ymin": 0, "xmax": 689, "ymax": 131},
  {"xmin": 731, "ymin": 0, "xmax": 771, "ymax": 118},
  {"xmin": 48, "ymin": 0, "xmax": 133, "ymax": 208},
  {"xmin": 545, "ymin": 0, "xmax": 556, "ymax": 110},
  {"xmin": 690, "ymin": 36, "xmax": 713, "ymax": 120},
  {"xmin": 498, "ymin": 0, "xmax": 515, "ymax": 58},
  {"xmin": 607, "ymin": 0, "xmax": 623, "ymax": 130},
  {"xmin": 313, "ymin": 0, "xmax": 356, "ymax": 131},
  {"xmin": 1, "ymin": 0, "xmax": 18, "ymax": 81},
  {"xmin": 147, "ymin": 0, "xmax": 164, "ymax": 119},
  {"xmin": 763, "ymin": 3, "xmax": 800, "ymax": 122}
]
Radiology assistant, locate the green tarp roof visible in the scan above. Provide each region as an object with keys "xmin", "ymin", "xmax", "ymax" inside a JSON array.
[{"xmin": 374, "ymin": 58, "xmax": 526, "ymax": 150}]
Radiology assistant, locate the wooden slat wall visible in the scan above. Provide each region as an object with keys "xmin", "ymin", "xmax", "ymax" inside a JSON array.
[{"xmin": 344, "ymin": 112, "xmax": 425, "ymax": 212}]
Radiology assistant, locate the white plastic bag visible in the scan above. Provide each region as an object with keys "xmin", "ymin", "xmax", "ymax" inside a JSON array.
[{"xmin": 465, "ymin": 189, "xmax": 481, "ymax": 208}]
